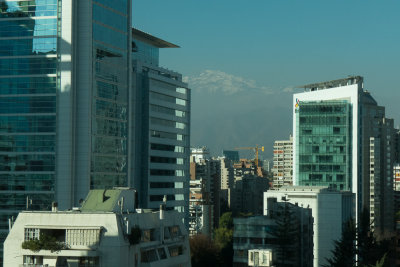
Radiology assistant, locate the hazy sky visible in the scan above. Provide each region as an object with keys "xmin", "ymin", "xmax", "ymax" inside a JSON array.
[{"xmin": 133, "ymin": 1, "xmax": 400, "ymax": 157}]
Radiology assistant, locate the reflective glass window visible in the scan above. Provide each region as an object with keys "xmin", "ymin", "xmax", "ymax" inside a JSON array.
[
  {"xmin": 93, "ymin": 4, "xmax": 127, "ymax": 31},
  {"xmin": 93, "ymin": 0, "xmax": 128, "ymax": 14},
  {"xmin": 93, "ymin": 23, "xmax": 127, "ymax": 50}
]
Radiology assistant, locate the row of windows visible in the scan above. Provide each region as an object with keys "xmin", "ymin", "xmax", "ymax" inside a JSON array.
[
  {"xmin": 150, "ymin": 92, "xmax": 186, "ymax": 106},
  {"xmin": 0, "ymin": 18, "xmax": 57, "ymax": 37},
  {"xmin": 149, "ymin": 194, "xmax": 184, "ymax": 202},
  {"xmin": 0, "ymin": 8, "xmax": 57, "ymax": 18},
  {"xmin": 91, "ymin": 155, "xmax": 126, "ymax": 173},
  {"xmin": 0, "ymin": 134, "xmax": 55, "ymax": 152},
  {"xmin": 150, "ymin": 143, "xmax": 185, "ymax": 153},
  {"xmin": 0, "ymin": 115, "xmax": 56, "ymax": 133},
  {"xmin": 151, "ymin": 80, "xmax": 187, "ymax": 95},
  {"xmin": 0, "ymin": 57, "xmax": 57, "ymax": 75},
  {"xmin": 92, "ymin": 136, "xmax": 127, "ymax": 154},
  {"xmin": 149, "ymin": 182, "xmax": 184, "ymax": 189},
  {"xmin": 93, "ymin": 3, "xmax": 127, "ymax": 32},
  {"xmin": 90, "ymin": 173, "xmax": 127, "ymax": 189},
  {"xmin": 150, "ymin": 117, "xmax": 186, "ymax": 130},
  {"xmin": 299, "ymin": 164, "xmax": 347, "ymax": 172},
  {"xmin": 0, "ymin": 37, "xmax": 56, "ymax": 56},
  {"xmin": 0, "ymin": 96, "xmax": 55, "ymax": 114},
  {"xmin": 95, "ymin": 59, "xmax": 128, "ymax": 83},
  {"xmin": 0, "ymin": 174, "xmax": 54, "ymax": 191},
  {"xmin": 0, "ymin": 154, "xmax": 55, "ymax": 171},
  {"xmin": 150, "ymin": 156, "xmax": 184, "ymax": 165},
  {"xmin": 298, "ymin": 145, "xmax": 347, "ymax": 154},
  {"xmin": 150, "ymin": 130, "xmax": 185, "ymax": 141},
  {"xmin": 150, "ymin": 104, "xmax": 186, "ymax": 118},
  {"xmin": 95, "ymin": 99, "xmax": 127, "ymax": 120},
  {"xmin": 299, "ymin": 103, "xmax": 349, "ymax": 114},
  {"xmin": 93, "ymin": 22, "xmax": 127, "ymax": 51},
  {"xmin": 93, "ymin": 117, "xmax": 127, "ymax": 137},
  {"xmin": 150, "ymin": 169, "xmax": 185, "ymax": 177},
  {"xmin": 94, "ymin": 0, "xmax": 128, "ymax": 14},
  {"xmin": 96, "ymin": 80, "xmax": 126, "ymax": 102},
  {"xmin": 0, "ymin": 192, "xmax": 54, "ymax": 210},
  {"xmin": 0, "ymin": 76, "xmax": 56, "ymax": 94}
]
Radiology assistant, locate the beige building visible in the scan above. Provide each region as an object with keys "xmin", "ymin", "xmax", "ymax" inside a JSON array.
[{"xmin": 272, "ymin": 135, "xmax": 293, "ymax": 188}]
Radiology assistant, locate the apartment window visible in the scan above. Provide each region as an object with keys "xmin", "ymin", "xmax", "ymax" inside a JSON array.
[
  {"xmin": 24, "ymin": 228, "xmax": 40, "ymax": 241},
  {"xmin": 168, "ymin": 245, "xmax": 183, "ymax": 257}
]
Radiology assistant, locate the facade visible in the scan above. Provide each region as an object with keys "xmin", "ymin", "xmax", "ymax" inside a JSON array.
[
  {"xmin": 0, "ymin": 1, "xmax": 133, "ymax": 263},
  {"xmin": 293, "ymin": 76, "xmax": 395, "ymax": 235},
  {"xmin": 0, "ymin": 2, "xmax": 190, "ymax": 263},
  {"xmin": 189, "ymin": 148, "xmax": 220, "ymax": 235},
  {"xmin": 272, "ymin": 135, "xmax": 293, "ymax": 188},
  {"xmin": 4, "ymin": 188, "xmax": 191, "ymax": 266},
  {"xmin": 230, "ymin": 175, "xmax": 269, "ymax": 216},
  {"xmin": 131, "ymin": 29, "xmax": 190, "ymax": 223},
  {"xmin": 222, "ymin": 150, "xmax": 239, "ymax": 162},
  {"xmin": 233, "ymin": 200, "xmax": 313, "ymax": 267},
  {"xmin": 264, "ymin": 186, "xmax": 354, "ymax": 267},
  {"xmin": 394, "ymin": 165, "xmax": 400, "ymax": 214}
]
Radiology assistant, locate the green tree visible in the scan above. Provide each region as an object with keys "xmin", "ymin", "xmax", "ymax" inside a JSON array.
[
  {"xmin": 214, "ymin": 212, "xmax": 233, "ymax": 267},
  {"xmin": 357, "ymin": 209, "xmax": 379, "ymax": 266},
  {"xmin": 323, "ymin": 218, "xmax": 356, "ymax": 267},
  {"xmin": 271, "ymin": 201, "xmax": 299, "ymax": 267},
  {"xmin": 189, "ymin": 234, "xmax": 220, "ymax": 267},
  {"xmin": 22, "ymin": 233, "xmax": 66, "ymax": 253}
]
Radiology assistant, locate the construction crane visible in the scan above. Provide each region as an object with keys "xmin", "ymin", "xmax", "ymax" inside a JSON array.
[{"xmin": 234, "ymin": 145, "xmax": 265, "ymax": 168}]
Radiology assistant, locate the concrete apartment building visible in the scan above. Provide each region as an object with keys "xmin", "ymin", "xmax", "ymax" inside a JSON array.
[
  {"xmin": 272, "ymin": 135, "xmax": 293, "ymax": 188},
  {"xmin": 293, "ymin": 76, "xmax": 395, "ymax": 236},
  {"xmin": 264, "ymin": 186, "xmax": 354, "ymax": 267},
  {"xmin": 0, "ymin": 1, "xmax": 190, "ymax": 262},
  {"xmin": 4, "ymin": 188, "xmax": 191, "ymax": 267},
  {"xmin": 233, "ymin": 198, "xmax": 313, "ymax": 267}
]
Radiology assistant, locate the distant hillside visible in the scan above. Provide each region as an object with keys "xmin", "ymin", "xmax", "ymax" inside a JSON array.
[{"xmin": 186, "ymin": 70, "xmax": 294, "ymax": 158}]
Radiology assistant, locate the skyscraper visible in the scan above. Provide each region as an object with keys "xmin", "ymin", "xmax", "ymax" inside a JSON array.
[
  {"xmin": 0, "ymin": 1, "xmax": 132, "ymax": 262},
  {"xmin": 0, "ymin": 1, "xmax": 191, "ymax": 262},
  {"xmin": 293, "ymin": 76, "xmax": 394, "ymax": 235},
  {"xmin": 131, "ymin": 28, "xmax": 190, "ymax": 223}
]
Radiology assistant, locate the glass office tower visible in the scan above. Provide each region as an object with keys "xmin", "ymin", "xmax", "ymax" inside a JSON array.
[
  {"xmin": 295, "ymin": 100, "xmax": 352, "ymax": 190},
  {"xmin": 0, "ymin": 1, "xmax": 132, "ymax": 264},
  {"xmin": 293, "ymin": 76, "xmax": 395, "ymax": 237}
]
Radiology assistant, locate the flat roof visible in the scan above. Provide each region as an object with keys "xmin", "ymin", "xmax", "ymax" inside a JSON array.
[
  {"xmin": 132, "ymin": 28, "xmax": 179, "ymax": 48},
  {"xmin": 297, "ymin": 76, "xmax": 363, "ymax": 90}
]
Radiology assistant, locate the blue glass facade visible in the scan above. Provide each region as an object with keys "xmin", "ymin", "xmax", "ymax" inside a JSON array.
[
  {"xmin": 0, "ymin": 0, "xmax": 58, "ymax": 261},
  {"xmin": 90, "ymin": 0, "xmax": 130, "ymax": 189},
  {"xmin": 295, "ymin": 101, "xmax": 352, "ymax": 190}
]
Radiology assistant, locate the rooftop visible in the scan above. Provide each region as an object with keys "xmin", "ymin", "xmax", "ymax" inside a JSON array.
[
  {"xmin": 132, "ymin": 28, "xmax": 179, "ymax": 48},
  {"xmin": 297, "ymin": 76, "xmax": 363, "ymax": 91}
]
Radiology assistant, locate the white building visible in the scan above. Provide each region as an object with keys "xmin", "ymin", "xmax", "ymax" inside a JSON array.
[
  {"xmin": 4, "ymin": 189, "xmax": 191, "ymax": 267},
  {"xmin": 272, "ymin": 135, "xmax": 293, "ymax": 188},
  {"xmin": 264, "ymin": 186, "xmax": 354, "ymax": 267},
  {"xmin": 293, "ymin": 76, "xmax": 395, "ymax": 235}
]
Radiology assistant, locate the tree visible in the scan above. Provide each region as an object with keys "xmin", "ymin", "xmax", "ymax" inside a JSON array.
[
  {"xmin": 22, "ymin": 233, "xmax": 67, "ymax": 253},
  {"xmin": 357, "ymin": 209, "xmax": 379, "ymax": 266},
  {"xmin": 214, "ymin": 212, "xmax": 233, "ymax": 267},
  {"xmin": 271, "ymin": 201, "xmax": 299, "ymax": 267},
  {"xmin": 189, "ymin": 234, "xmax": 219, "ymax": 267},
  {"xmin": 323, "ymin": 218, "xmax": 356, "ymax": 267}
]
